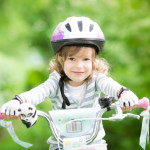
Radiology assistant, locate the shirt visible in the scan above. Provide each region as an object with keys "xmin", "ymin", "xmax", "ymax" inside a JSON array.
[{"xmin": 20, "ymin": 70, "xmax": 122, "ymax": 149}]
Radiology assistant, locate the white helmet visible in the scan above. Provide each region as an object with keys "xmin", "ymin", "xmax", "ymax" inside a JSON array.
[{"xmin": 51, "ymin": 16, "xmax": 105, "ymax": 54}]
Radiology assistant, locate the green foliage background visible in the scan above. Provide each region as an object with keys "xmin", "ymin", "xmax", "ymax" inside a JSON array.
[{"xmin": 0, "ymin": 0, "xmax": 150, "ymax": 150}]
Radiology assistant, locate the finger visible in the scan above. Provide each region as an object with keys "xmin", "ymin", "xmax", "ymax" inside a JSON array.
[
  {"xmin": 121, "ymin": 107, "xmax": 126, "ymax": 112},
  {"xmin": 129, "ymin": 100, "xmax": 134, "ymax": 106},
  {"xmin": 131, "ymin": 96, "xmax": 139, "ymax": 105},
  {"xmin": 10, "ymin": 109, "xmax": 15, "ymax": 116},
  {"xmin": 120, "ymin": 101, "xmax": 124, "ymax": 107},
  {"xmin": 123, "ymin": 101, "xmax": 129, "ymax": 107},
  {"xmin": 5, "ymin": 108, "xmax": 10, "ymax": 116},
  {"xmin": 15, "ymin": 110, "xmax": 20, "ymax": 117},
  {"xmin": 10, "ymin": 109, "xmax": 19, "ymax": 117},
  {"xmin": 1, "ymin": 106, "xmax": 6, "ymax": 114}
]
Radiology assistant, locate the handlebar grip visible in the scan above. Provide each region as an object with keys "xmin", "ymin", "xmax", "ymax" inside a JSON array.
[
  {"xmin": 0, "ymin": 110, "xmax": 20, "ymax": 120},
  {"xmin": 137, "ymin": 97, "xmax": 149, "ymax": 109},
  {"xmin": 0, "ymin": 110, "xmax": 4, "ymax": 120}
]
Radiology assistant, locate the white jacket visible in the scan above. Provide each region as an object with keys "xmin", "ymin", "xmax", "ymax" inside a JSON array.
[{"xmin": 20, "ymin": 70, "xmax": 122, "ymax": 149}]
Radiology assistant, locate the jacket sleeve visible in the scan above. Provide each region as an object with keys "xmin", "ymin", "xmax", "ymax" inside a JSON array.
[
  {"xmin": 96, "ymin": 73, "xmax": 123, "ymax": 100},
  {"xmin": 19, "ymin": 71, "xmax": 60, "ymax": 105}
]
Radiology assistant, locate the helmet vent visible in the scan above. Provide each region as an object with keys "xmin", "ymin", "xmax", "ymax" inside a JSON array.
[
  {"xmin": 65, "ymin": 23, "xmax": 72, "ymax": 32},
  {"xmin": 89, "ymin": 24, "xmax": 94, "ymax": 32},
  {"xmin": 77, "ymin": 21, "xmax": 83, "ymax": 32}
]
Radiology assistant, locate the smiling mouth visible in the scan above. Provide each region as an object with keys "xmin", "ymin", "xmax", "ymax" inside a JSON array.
[{"xmin": 73, "ymin": 71, "xmax": 84, "ymax": 75}]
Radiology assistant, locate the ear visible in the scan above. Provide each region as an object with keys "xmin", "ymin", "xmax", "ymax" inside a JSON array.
[
  {"xmin": 28, "ymin": 107, "xmax": 33, "ymax": 110},
  {"xmin": 18, "ymin": 108, "xmax": 21, "ymax": 112},
  {"xmin": 32, "ymin": 110, "xmax": 37, "ymax": 118}
]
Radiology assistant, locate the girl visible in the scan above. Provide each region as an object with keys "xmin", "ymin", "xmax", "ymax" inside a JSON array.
[{"xmin": 1, "ymin": 16, "xmax": 138, "ymax": 150}]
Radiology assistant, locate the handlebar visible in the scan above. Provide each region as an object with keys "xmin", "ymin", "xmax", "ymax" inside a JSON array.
[
  {"xmin": 0, "ymin": 97, "xmax": 149, "ymax": 120},
  {"xmin": 137, "ymin": 97, "xmax": 149, "ymax": 109},
  {"xmin": 0, "ymin": 111, "xmax": 4, "ymax": 120},
  {"xmin": 0, "ymin": 97, "xmax": 149, "ymax": 148}
]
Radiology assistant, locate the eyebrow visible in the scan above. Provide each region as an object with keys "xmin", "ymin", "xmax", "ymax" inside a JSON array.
[
  {"xmin": 68, "ymin": 56, "xmax": 92, "ymax": 58},
  {"xmin": 82, "ymin": 55, "xmax": 92, "ymax": 58}
]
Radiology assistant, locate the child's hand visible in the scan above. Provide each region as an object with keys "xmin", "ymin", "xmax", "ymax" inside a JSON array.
[
  {"xmin": 118, "ymin": 90, "xmax": 139, "ymax": 111},
  {"xmin": 1, "ymin": 100, "xmax": 21, "ymax": 119}
]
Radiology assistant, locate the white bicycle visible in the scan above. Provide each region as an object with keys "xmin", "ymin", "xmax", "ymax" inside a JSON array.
[{"xmin": 0, "ymin": 97, "xmax": 149, "ymax": 150}]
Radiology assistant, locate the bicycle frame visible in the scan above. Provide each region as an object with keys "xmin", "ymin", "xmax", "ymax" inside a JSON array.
[
  {"xmin": 0, "ymin": 97, "xmax": 149, "ymax": 150},
  {"xmin": 36, "ymin": 98, "xmax": 149, "ymax": 150}
]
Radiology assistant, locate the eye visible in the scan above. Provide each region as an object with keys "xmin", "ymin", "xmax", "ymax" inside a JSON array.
[
  {"xmin": 21, "ymin": 114, "xmax": 26, "ymax": 118},
  {"xmin": 27, "ymin": 113, "xmax": 33, "ymax": 117},
  {"xmin": 83, "ymin": 58, "xmax": 90, "ymax": 61},
  {"xmin": 69, "ymin": 57, "xmax": 75, "ymax": 61}
]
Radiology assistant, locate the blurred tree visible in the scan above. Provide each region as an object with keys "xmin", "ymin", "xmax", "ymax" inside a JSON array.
[{"xmin": 0, "ymin": 0, "xmax": 150, "ymax": 150}]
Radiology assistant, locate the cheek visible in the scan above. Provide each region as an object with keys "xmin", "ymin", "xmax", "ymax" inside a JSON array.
[
  {"xmin": 64, "ymin": 61, "xmax": 71, "ymax": 73},
  {"xmin": 87, "ymin": 62, "xmax": 93, "ymax": 72}
]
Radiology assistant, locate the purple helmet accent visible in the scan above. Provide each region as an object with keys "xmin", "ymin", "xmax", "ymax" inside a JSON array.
[
  {"xmin": 51, "ymin": 16, "xmax": 105, "ymax": 54},
  {"xmin": 51, "ymin": 23, "xmax": 64, "ymax": 41}
]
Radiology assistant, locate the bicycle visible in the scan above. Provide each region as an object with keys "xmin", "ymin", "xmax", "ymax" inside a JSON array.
[{"xmin": 0, "ymin": 97, "xmax": 149, "ymax": 150}]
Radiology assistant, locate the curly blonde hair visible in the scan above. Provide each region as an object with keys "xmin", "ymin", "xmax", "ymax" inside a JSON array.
[{"xmin": 49, "ymin": 46, "xmax": 109, "ymax": 81}]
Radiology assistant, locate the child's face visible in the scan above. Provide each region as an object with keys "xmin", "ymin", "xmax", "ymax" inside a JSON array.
[{"xmin": 64, "ymin": 47, "xmax": 93, "ymax": 86}]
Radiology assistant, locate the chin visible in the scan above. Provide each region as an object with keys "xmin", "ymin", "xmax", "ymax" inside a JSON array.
[{"xmin": 72, "ymin": 79, "xmax": 85, "ymax": 84}]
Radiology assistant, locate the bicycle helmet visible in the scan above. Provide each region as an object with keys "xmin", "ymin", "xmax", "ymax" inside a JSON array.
[{"xmin": 51, "ymin": 16, "xmax": 105, "ymax": 54}]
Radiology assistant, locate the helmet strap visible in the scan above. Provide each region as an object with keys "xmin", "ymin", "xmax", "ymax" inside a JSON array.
[{"xmin": 59, "ymin": 76, "xmax": 71, "ymax": 109}]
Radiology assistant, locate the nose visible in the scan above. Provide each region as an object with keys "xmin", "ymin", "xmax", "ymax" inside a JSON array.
[{"xmin": 75, "ymin": 60, "xmax": 83, "ymax": 68}]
